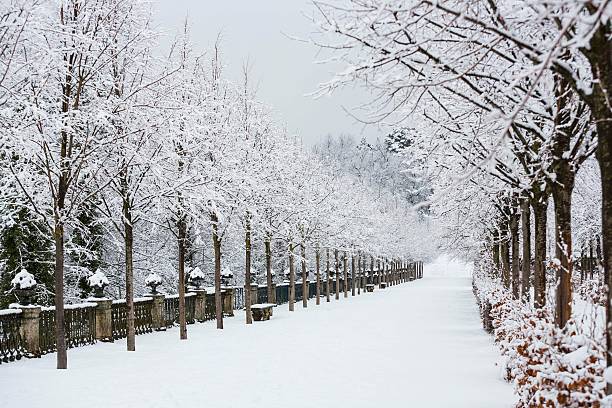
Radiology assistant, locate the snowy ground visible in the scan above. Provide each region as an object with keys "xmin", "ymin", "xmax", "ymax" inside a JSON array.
[{"xmin": 1, "ymin": 257, "xmax": 515, "ymax": 408}]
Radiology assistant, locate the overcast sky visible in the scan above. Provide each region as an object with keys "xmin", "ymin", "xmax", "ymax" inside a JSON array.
[{"xmin": 152, "ymin": 0, "xmax": 383, "ymax": 145}]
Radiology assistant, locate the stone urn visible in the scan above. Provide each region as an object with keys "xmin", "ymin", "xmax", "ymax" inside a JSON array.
[
  {"xmin": 11, "ymin": 269, "xmax": 37, "ymax": 306},
  {"xmin": 188, "ymin": 267, "xmax": 206, "ymax": 289},
  {"xmin": 145, "ymin": 272, "xmax": 163, "ymax": 294},
  {"xmin": 88, "ymin": 269, "xmax": 109, "ymax": 298},
  {"xmin": 221, "ymin": 268, "xmax": 233, "ymax": 286},
  {"xmin": 14, "ymin": 287, "xmax": 36, "ymax": 305}
]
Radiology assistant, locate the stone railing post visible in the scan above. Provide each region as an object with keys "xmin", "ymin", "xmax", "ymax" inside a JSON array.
[
  {"xmin": 17, "ymin": 306, "xmax": 40, "ymax": 356},
  {"xmin": 250, "ymin": 284, "xmax": 258, "ymax": 306},
  {"xmin": 89, "ymin": 298, "xmax": 112, "ymax": 341},
  {"xmin": 221, "ymin": 287, "xmax": 234, "ymax": 316},
  {"xmin": 149, "ymin": 294, "xmax": 165, "ymax": 330},
  {"xmin": 191, "ymin": 289, "xmax": 206, "ymax": 322}
]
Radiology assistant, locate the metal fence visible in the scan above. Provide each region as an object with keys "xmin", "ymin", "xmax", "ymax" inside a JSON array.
[
  {"xmin": 1, "ymin": 269, "xmax": 416, "ymax": 366},
  {"xmin": 275, "ymin": 284, "xmax": 289, "ymax": 305},
  {"xmin": 205, "ymin": 293, "xmax": 216, "ymax": 321},
  {"xmin": 163, "ymin": 294, "xmax": 197, "ymax": 327},
  {"xmin": 257, "ymin": 286, "xmax": 268, "ymax": 304},
  {"xmin": 0, "ymin": 310, "xmax": 24, "ymax": 364},
  {"xmin": 234, "ymin": 287, "xmax": 245, "ymax": 310},
  {"xmin": 38, "ymin": 305, "xmax": 96, "ymax": 354}
]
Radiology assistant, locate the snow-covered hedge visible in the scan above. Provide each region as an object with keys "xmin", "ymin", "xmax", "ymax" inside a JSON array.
[
  {"xmin": 11, "ymin": 269, "xmax": 37, "ymax": 289},
  {"xmin": 473, "ymin": 259, "xmax": 605, "ymax": 407}
]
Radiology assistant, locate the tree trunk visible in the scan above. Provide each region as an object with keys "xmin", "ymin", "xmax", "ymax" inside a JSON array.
[
  {"xmin": 315, "ymin": 247, "xmax": 320, "ymax": 305},
  {"xmin": 301, "ymin": 242, "xmax": 307, "ymax": 308},
  {"xmin": 550, "ymin": 74, "xmax": 577, "ymax": 328},
  {"xmin": 351, "ymin": 253, "xmax": 356, "ymax": 296},
  {"xmin": 54, "ymin": 221, "xmax": 67, "ymax": 369},
  {"xmin": 510, "ymin": 210, "xmax": 520, "ymax": 299},
  {"xmin": 533, "ymin": 198, "xmax": 548, "ymax": 308},
  {"xmin": 123, "ymin": 189, "xmax": 135, "ymax": 350},
  {"xmin": 211, "ymin": 213, "xmax": 223, "ymax": 329},
  {"xmin": 289, "ymin": 242, "xmax": 295, "ymax": 311},
  {"xmin": 326, "ymin": 248, "xmax": 330, "ymax": 303},
  {"xmin": 334, "ymin": 249, "xmax": 340, "ymax": 300},
  {"xmin": 492, "ymin": 228, "xmax": 500, "ymax": 275},
  {"xmin": 265, "ymin": 238, "xmax": 273, "ymax": 304},
  {"xmin": 587, "ymin": 24, "xmax": 612, "ymax": 394},
  {"xmin": 500, "ymin": 220, "xmax": 510, "ymax": 289},
  {"xmin": 552, "ymin": 183, "xmax": 574, "ymax": 328},
  {"xmin": 357, "ymin": 252, "xmax": 361, "ymax": 295},
  {"xmin": 370, "ymin": 256, "xmax": 374, "ymax": 286},
  {"xmin": 177, "ymin": 216, "xmax": 187, "ymax": 340},
  {"xmin": 245, "ymin": 217, "xmax": 252, "ymax": 324},
  {"xmin": 520, "ymin": 198, "xmax": 531, "ymax": 301},
  {"xmin": 343, "ymin": 251, "xmax": 348, "ymax": 298}
]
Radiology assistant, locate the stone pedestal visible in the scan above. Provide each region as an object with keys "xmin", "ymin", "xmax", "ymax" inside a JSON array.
[
  {"xmin": 192, "ymin": 290, "xmax": 206, "ymax": 322},
  {"xmin": 149, "ymin": 294, "xmax": 166, "ymax": 330},
  {"xmin": 18, "ymin": 306, "xmax": 40, "ymax": 356},
  {"xmin": 221, "ymin": 287, "xmax": 234, "ymax": 316},
  {"xmin": 249, "ymin": 284, "xmax": 258, "ymax": 306},
  {"xmin": 89, "ymin": 298, "xmax": 112, "ymax": 341}
]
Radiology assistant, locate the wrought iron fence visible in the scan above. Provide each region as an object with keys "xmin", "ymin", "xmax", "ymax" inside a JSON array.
[
  {"xmin": 0, "ymin": 310, "xmax": 24, "ymax": 364},
  {"xmin": 38, "ymin": 305, "xmax": 96, "ymax": 354},
  {"xmin": 185, "ymin": 294, "xmax": 196, "ymax": 325},
  {"xmin": 163, "ymin": 294, "xmax": 197, "ymax": 326},
  {"xmin": 164, "ymin": 296, "xmax": 179, "ymax": 327},
  {"xmin": 39, "ymin": 309, "xmax": 55, "ymax": 355},
  {"xmin": 134, "ymin": 299, "xmax": 153, "ymax": 335},
  {"xmin": 275, "ymin": 284, "xmax": 289, "ymax": 305},
  {"xmin": 234, "ymin": 287, "xmax": 245, "ymax": 310},
  {"xmin": 111, "ymin": 302, "xmax": 127, "ymax": 340},
  {"xmin": 309, "ymin": 282, "xmax": 317, "ymax": 299},
  {"xmin": 204, "ymin": 293, "xmax": 216, "ymax": 321},
  {"xmin": 257, "ymin": 286, "xmax": 268, "ymax": 304},
  {"xmin": 65, "ymin": 305, "xmax": 96, "ymax": 348}
]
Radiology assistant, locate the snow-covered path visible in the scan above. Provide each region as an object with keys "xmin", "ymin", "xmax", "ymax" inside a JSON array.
[{"xmin": 1, "ymin": 257, "xmax": 515, "ymax": 408}]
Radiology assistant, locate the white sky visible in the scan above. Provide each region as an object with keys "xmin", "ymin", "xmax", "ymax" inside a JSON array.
[{"xmin": 152, "ymin": 0, "xmax": 383, "ymax": 145}]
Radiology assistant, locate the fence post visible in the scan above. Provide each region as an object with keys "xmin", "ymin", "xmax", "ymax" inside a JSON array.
[
  {"xmin": 90, "ymin": 299, "xmax": 112, "ymax": 341},
  {"xmin": 17, "ymin": 306, "xmax": 40, "ymax": 356}
]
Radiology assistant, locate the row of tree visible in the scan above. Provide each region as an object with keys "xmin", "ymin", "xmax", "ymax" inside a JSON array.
[
  {"xmin": 312, "ymin": 0, "xmax": 610, "ymax": 393},
  {"xmin": 0, "ymin": 0, "xmax": 433, "ymax": 370}
]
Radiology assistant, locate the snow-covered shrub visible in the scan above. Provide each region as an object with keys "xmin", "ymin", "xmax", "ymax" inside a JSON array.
[
  {"xmin": 11, "ymin": 269, "xmax": 37, "ymax": 290},
  {"xmin": 473, "ymin": 257, "xmax": 605, "ymax": 407}
]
